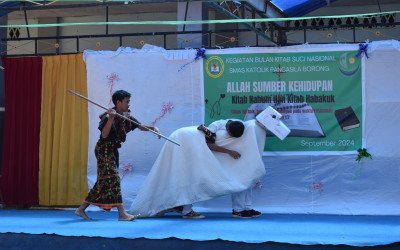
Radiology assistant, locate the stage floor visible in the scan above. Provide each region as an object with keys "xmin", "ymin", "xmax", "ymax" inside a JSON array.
[{"xmin": 0, "ymin": 209, "xmax": 399, "ymax": 248}]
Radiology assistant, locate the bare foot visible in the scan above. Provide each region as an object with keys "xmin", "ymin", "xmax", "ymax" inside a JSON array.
[
  {"xmin": 75, "ymin": 209, "xmax": 92, "ymax": 221},
  {"xmin": 118, "ymin": 214, "xmax": 137, "ymax": 221}
]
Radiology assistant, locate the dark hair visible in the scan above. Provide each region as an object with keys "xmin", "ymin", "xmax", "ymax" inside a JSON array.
[
  {"xmin": 227, "ymin": 120, "xmax": 244, "ymax": 138},
  {"xmin": 112, "ymin": 90, "xmax": 131, "ymax": 105}
]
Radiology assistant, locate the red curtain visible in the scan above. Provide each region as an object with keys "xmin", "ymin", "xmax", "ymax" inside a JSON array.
[{"xmin": 1, "ymin": 57, "xmax": 42, "ymax": 206}]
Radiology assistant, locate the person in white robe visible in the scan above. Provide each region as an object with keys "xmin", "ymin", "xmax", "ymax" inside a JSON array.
[{"xmin": 128, "ymin": 119, "xmax": 266, "ymax": 218}]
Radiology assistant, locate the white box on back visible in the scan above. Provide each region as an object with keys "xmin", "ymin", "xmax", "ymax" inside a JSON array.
[{"xmin": 256, "ymin": 106, "xmax": 291, "ymax": 140}]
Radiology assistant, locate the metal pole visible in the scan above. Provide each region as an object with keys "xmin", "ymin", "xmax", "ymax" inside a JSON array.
[
  {"xmin": 106, "ymin": 6, "xmax": 109, "ymax": 35},
  {"xmin": 182, "ymin": 2, "xmax": 189, "ymax": 32},
  {"xmin": 206, "ymin": 1, "xmax": 276, "ymax": 44},
  {"xmin": 23, "ymin": 3, "xmax": 30, "ymax": 38}
]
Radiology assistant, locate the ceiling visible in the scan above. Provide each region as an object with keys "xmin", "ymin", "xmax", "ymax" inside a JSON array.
[
  {"xmin": 5, "ymin": 2, "xmax": 178, "ymax": 19},
  {"xmin": 2, "ymin": 0, "xmax": 400, "ymax": 20},
  {"xmin": 329, "ymin": 0, "xmax": 399, "ymax": 6},
  {"xmin": 270, "ymin": 0, "xmax": 399, "ymax": 17}
]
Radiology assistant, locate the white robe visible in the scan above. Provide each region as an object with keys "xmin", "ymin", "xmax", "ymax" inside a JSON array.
[{"xmin": 128, "ymin": 119, "xmax": 266, "ymax": 217}]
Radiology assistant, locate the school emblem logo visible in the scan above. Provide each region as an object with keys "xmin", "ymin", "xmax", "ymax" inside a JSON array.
[
  {"xmin": 205, "ymin": 56, "xmax": 224, "ymax": 78},
  {"xmin": 339, "ymin": 52, "xmax": 359, "ymax": 76}
]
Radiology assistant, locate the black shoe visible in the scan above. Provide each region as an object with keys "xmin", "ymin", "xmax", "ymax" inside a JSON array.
[
  {"xmin": 182, "ymin": 210, "xmax": 205, "ymax": 219},
  {"xmin": 248, "ymin": 209, "xmax": 262, "ymax": 218},
  {"xmin": 172, "ymin": 206, "xmax": 184, "ymax": 213},
  {"xmin": 232, "ymin": 210, "xmax": 253, "ymax": 219}
]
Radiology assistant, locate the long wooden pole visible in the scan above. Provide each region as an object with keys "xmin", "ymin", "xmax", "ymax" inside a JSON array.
[{"xmin": 68, "ymin": 89, "xmax": 180, "ymax": 146}]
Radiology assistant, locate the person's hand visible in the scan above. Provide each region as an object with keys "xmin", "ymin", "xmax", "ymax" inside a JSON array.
[
  {"xmin": 153, "ymin": 127, "xmax": 161, "ymax": 139},
  {"xmin": 229, "ymin": 150, "xmax": 241, "ymax": 159},
  {"xmin": 107, "ymin": 108, "xmax": 117, "ymax": 118}
]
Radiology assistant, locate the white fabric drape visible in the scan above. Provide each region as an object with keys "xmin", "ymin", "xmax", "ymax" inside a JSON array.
[{"xmin": 129, "ymin": 120, "xmax": 266, "ymax": 217}]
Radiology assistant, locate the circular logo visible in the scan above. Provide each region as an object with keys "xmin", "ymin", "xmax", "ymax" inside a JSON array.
[
  {"xmin": 205, "ymin": 56, "xmax": 224, "ymax": 78},
  {"xmin": 339, "ymin": 52, "xmax": 359, "ymax": 76}
]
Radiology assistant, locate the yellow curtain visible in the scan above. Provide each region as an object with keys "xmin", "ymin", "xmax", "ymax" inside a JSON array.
[{"xmin": 39, "ymin": 54, "xmax": 88, "ymax": 206}]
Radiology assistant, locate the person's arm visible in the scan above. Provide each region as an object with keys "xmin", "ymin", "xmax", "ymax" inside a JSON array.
[
  {"xmin": 138, "ymin": 125, "xmax": 161, "ymax": 138},
  {"xmin": 138, "ymin": 125, "xmax": 157, "ymax": 132},
  {"xmin": 206, "ymin": 142, "xmax": 241, "ymax": 159},
  {"xmin": 207, "ymin": 120, "xmax": 222, "ymax": 134},
  {"xmin": 101, "ymin": 109, "xmax": 116, "ymax": 138},
  {"xmin": 125, "ymin": 114, "xmax": 161, "ymax": 138}
]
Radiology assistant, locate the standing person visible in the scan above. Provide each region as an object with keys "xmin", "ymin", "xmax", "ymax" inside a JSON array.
[{"xmin": 75, "ymin": 90, "xmax": 159, "ymax": 221}]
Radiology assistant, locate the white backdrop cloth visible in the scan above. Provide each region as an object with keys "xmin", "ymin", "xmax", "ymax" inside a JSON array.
[
  {"xmin": 84, "ymin": 41, "xmax": 400, "ymax": 215},
  {"xmin": 84, "ymin": 46, "xmax": 203, "ymax": 208},
  {"xmin": 128, "ymin": 120, "xmax": 266, "ymax": 217}
]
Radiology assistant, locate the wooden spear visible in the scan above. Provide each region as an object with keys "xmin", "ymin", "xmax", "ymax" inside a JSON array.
[{"xmin": 68, "ymin": 89, "xmax": 180, "ymax": 146}]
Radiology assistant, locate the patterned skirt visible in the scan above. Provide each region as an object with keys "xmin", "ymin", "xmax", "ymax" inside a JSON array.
[{"xmin": 85, "ymin": 140, "xmax": 122, "ymax": 211}]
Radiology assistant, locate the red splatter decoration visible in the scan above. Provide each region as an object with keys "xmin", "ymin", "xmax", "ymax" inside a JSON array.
[
  {"xmin": 106, "ymin": 72, "xmax": 120, "ymax": 107},
  {"xmin": 120, "ymin": 163, "xmax": 133, "ymax": 180},
  {"xmin": 151, "ymin": 102, "xmax": 174, "ymax": 126}
]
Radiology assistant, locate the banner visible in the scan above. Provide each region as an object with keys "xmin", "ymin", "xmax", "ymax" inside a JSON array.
[{"xmin": 203, "ymin": 51, "xmax": 363, "ymax": 152}]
